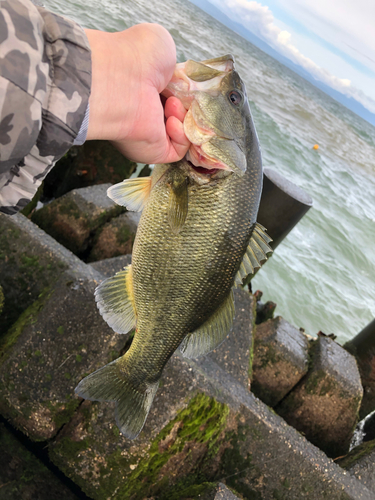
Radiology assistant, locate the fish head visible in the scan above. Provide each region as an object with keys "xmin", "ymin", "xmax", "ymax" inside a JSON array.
[{"xmin": 163, "ymin": 54, "xmax": 260, "ymax": 179}]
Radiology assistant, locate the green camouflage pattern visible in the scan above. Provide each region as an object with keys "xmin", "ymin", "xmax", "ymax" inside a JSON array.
[{"xmin": 0, "ymin": 0, "xmax": 91, "ymax": 214}]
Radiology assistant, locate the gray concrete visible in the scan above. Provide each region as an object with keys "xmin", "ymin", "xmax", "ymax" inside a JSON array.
[
  {"xmin": 89, "ymin": 254, "xmax": 132, "ymax": 276},
  {"xmin": 339, "ymin": 440, "xmax": 375, "ymax": 493},
  {"xmin": 208, "ymin": 287, "xmax": 254, "ymax": 389},
  {"xmin": 251, "ymin": 316, "xmax": 309, "ymax": 406},
  {"xmin": 277, "ymin": 336, "xmax": 363, "ymax": 457}
]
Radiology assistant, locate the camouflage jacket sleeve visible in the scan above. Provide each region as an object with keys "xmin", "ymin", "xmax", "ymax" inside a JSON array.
[{"xmin": 0, "ymin": 0, "xmax": 91, "ymax": 215}]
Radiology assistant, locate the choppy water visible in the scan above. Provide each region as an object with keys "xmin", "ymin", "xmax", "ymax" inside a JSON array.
[{"xmin": 43, "ymin": 0, "xmax": 375, "ymax": 343}]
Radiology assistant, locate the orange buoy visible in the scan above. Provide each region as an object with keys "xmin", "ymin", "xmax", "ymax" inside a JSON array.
[{"xmin": 313, "ymin": 144, "xmax": 319, "ymax": 150}]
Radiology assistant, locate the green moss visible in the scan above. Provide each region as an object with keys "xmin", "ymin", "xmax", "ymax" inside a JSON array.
[
  {"xmin": 20, "ymin": 182, "xmax": 43, "ymax": 217},
  {"xmin": 68, "ymin": 393, "xmax": 231, "ymax": 500},
  {"xmin": 116, "ymin": 226, "xmax": 132, "ymax": 245},
  {"xmin": 75, "ymin": 354, "xmax": 82, "ymax": 362},
  {"xmin": 123, "ymin": 393, "xmax": 228, "ymax": 500},
  {"xmin": 305, "ymin": 369, "xmax": 328, "ymax": 395},
  {"xmin": 58, "ymin": 198, "xmax": 82, "ymax": 220},
  {"xmin": 337, "ymin": 439, "xmax": 375, "ymax": 469},
  {"xmin": 34, "ymin": 350, "xmax": 42, "ymax": 357},
  {"xmin": 20, "ymin": 255, "xmax": 40, "ymax": 268},
  {"xmin": 57, "ymin": 326, "xmax": 64, "ymax": 335},
  {"xmin": 44, "ymin": 398, "xmax": 80, "ymax": 431},
  {"xmin": 0, "ymin": 288, "xmax": 53, "ymax": 362}
]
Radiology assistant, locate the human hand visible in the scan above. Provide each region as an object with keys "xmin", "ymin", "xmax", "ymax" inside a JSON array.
[{"xmin": 85, "ymin": 24, "xmax": 190, "ymax": 164}]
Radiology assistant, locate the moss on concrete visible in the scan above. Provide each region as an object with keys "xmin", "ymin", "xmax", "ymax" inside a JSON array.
[
  {"xmin": 0, "ymin": 288, "xmax": 53, "ymax": 363},
  {"xmin": 43, "ymin": 398, "xmax": 81, "ymax": 433},
  {"xmin": 108, "ymin": 393, "xmax": 229, "ymax": 500},
  {"xmin": 20, "ymin": 182, "xmax": 43, "ymax": 217},
  {"xmin": 0, "ymin": 217, "xmax": 68, "ymax": 335},
  {"xmin": 338, "ymin": 439, "xmax": 375, "ymax": 470},
  {"xmin": 50, "ymin": 393, "xmax": 233, "ymax": 500}
]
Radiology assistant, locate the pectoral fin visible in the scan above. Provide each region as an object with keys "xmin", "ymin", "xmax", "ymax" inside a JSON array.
[
  {"xmin": 95, "ymin": 265, "xmax": 136, "ymax": 334},
  {"xmin": 179, "ymin": 290, "xmax": 235, "ymax": 358},
  {"xmin": 107, "ymin": 177, "xmax": 152, "ymax": 211},
  {"xmin": 167, "ymin": 174, "xmax": 188, "ymax": 234},
  {"xmin": 235, "ymin": 223, "xmax": 273, "ymax": 286}
]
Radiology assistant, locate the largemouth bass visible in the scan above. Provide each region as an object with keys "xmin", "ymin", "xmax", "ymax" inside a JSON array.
[{"xmin": 75, "ymin": 55, "xmax": 272, "ymax": 439}]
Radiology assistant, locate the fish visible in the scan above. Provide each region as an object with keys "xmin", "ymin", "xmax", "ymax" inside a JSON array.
[{"xmin": 75, "ymin": 54, "xmax": 272, "ymax": 439}]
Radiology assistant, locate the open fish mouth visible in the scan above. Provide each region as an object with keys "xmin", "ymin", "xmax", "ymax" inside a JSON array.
[{"xmin": 187, "ymin": 161, "xmax": 220, "ymax": 176}]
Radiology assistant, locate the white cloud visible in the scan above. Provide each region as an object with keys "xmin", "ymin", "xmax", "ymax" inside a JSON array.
[
  {"xmin": 210, "ymin": 0, "xmax": 375, "ymax": 114},
  {"xmin": 276, "ymin": 0, "xmax": 375, "ymax": 72}
]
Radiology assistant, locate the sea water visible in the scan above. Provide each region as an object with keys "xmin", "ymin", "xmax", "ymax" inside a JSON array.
[{"xmin": 43, "ymin": 0, "xmax": 375, "ymax": 343}]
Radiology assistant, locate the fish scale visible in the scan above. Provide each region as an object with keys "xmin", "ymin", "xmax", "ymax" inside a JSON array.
[{"xmin": 126, "ymin": 161, "xmax": 260, "ymax": 383}]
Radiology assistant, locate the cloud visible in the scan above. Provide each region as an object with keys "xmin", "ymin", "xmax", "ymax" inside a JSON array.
[{"xmin": 210, "ymin": 0, "xmax": 375, "ymax": 113}]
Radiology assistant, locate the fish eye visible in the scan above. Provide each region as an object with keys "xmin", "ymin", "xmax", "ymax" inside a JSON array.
[{"xmin": 228, "ymin": 90, "xmax": 242, "ymax": 105}]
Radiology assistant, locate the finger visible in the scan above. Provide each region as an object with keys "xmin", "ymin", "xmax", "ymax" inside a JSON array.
[
  {"xmin": 164, "ymin": 96, "xmax": 187, "ymax": 122},
  {"xmin": 164, "ymin": 115, "xmax": 190, "ymax": 162}
]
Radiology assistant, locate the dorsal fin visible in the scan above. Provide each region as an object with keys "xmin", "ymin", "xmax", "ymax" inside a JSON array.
[
  {"xmin": 235, "ymin": 223, "xmax": 273, "ymax": 286},
  {"xmin": 95, "ymin": 265, "xmax": 136, "ymax": 334},
  {"xmin": 107, "ymin": 177, "xmax": 152, "ymax": 211},
  {"xmin": 179, "ymin": 290, "xmax": 235, "ymax": 358}
]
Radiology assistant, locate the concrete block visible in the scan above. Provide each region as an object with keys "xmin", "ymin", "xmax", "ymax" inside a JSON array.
[
  {"xmin": 0, "ymin": 422, "xmax": 79, "ymax": 500},
  {"xmin": 0, "ymin": 265, "xmax": 127, "ymax": 441},
  {"xmin": 87, "ymin": 212, "xmax": 140, "ymax": 262},
  {"xmin": 251, "ymin": 316, "xmax": 309, "ymax": 406},
  {"xmin": 338, "ymin": 439, "xmax": 375, "ymax": 493},
  {"xmin": 89, "ymin": 254, "xmax": 132, "ymax": 276},
  {"xmin": 277, "ymin": 336, "xmax": 363, "ymax": 457},
  {"xmin": 31, "ymin": 184, "xmax": 124, "ymax": 257},
  {"xmin": 49, "ymin": 352, "xmax": 373, "ymax": 500},
  {"xmin": 208, "ymin": 287, "xmax": 254, "ymax": 388},
  {"xmin": 0, "ymin": 212, "xmax": 91, "ymax": 335}
]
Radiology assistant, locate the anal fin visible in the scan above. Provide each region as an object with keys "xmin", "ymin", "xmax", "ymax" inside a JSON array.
[
  {"xmin": 179, "ymin": 289, "xmax": 235, "ymax": 358},
  {"xmin": 235, "ymin": 223, "xmax": 273, "ymax": 287},
  {"xmin": 95, "ymin": 265, "xmax": 136, "ymax": 334},
  {"xmin": 107, "ymin": 177, "xmax": 152, "ymax": 211}
]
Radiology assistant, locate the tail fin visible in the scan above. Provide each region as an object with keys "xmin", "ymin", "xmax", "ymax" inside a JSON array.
[{"xmin": 75, "ymin": 358, "xmax": 159, "ymax": 439}]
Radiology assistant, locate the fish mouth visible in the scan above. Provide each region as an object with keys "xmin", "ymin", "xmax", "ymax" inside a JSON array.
[{"xmin": 187, "ymin": 161, "xmax": 220, "ymax": 176}]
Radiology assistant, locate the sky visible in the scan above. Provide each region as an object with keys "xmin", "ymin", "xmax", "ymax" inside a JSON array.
[{"xmin": 208, "ymin": 0, "xmax": 375, "ymax": 115}]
